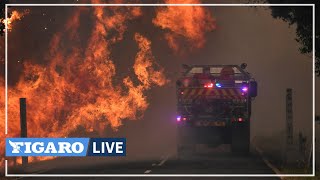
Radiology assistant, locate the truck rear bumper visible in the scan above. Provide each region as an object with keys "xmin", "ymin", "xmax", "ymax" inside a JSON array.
[{"xmin": 177, "ymin": 126, "xmax": 231, "ymax": 145}]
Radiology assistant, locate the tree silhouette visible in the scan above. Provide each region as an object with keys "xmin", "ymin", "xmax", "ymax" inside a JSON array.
[{"xmin": 266, "ymin": 0, "xmax": 319, "ymax": 76}]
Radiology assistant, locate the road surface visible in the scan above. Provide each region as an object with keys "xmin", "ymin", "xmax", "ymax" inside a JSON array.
[{"xmin": 7, "ymin": 145, "xmax": 280, "ymax": 179}]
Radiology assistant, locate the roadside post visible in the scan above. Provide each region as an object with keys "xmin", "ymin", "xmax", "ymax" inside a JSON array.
[{"xmin": 20, "ymin": 98, "xmax": 28, "ymax": 165}]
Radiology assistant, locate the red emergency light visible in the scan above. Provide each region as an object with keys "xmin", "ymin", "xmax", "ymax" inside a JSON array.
[{"xmin": 204, "ymin": 83, "xmax": 214, "ymax": 88}]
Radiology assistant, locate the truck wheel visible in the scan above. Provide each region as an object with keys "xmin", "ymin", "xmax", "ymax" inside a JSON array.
[
  {"xmin": 177, "ymin": 144, "xmax": 195, "ymax": 159},
  {"xmin": 231, "ymin": 121, "xmax": 250, "ymax": 154},
  {"xmin": 222, "ymin": 127, "xmax": 232, "ymax": 144},
  {"xmin": 177, "ymin": 126, "xmax": 195, "ymax": 159}
]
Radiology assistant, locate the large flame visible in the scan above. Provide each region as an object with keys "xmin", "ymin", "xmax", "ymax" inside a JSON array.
[
  {"xmin": 0, "ymin": 2, "xmax": 215, "ymax": 168},
  {"xmin": 0, "ymin": 6, "xmax": 168, "ymax": 166},
  {"xmin": 153, "ymin": 0, "xmax": 215, "ymax": 55},
  {"xmin": 1, "ymin": 10, "xmax": 29, "ymax": 32}
]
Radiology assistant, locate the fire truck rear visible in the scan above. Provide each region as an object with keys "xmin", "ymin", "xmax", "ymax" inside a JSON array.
[{"xmin": 176, "ymin": 64, "xmax": 257, "ymax": 157}]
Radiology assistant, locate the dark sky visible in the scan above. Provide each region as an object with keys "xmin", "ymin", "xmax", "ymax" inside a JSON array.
[{"xmin": 1, "ymin": 2, "xmax": 315, "ymax": 157}]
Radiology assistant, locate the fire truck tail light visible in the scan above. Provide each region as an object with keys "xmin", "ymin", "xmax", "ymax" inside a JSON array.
[{"xmin": 241, "ymin": 87, "xmax": 248, "ymax": 92}]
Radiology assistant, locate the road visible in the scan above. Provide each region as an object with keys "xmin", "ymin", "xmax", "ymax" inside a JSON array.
[{"xmin": 7, "ymin": 145, "xmax": 280, "ymax": 179}]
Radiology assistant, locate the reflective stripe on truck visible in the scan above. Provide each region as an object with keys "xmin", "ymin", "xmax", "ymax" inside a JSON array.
[{"xmin": 179, "ymin": 88, "xmax": 245, "ymax": 99}]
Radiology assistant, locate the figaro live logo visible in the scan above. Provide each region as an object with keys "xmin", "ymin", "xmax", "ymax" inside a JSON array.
[{"xmin": 6, "ymin": 138, "xmax": 126, "ymax": 157}]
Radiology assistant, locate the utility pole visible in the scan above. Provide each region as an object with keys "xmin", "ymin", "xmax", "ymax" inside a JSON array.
[
  {"xmin": 286, "ymin": 88, "xmax": 293, "ymax": 146},
  {"xmin": 284, "ymin": 88, "xmax": 294, "ymax": 165},
  {"xmin": 310, "ymin": 115, "xmax": 320, "ymax": 168},
  {"xmin": 20, "ymin": 98, "xmax": 28, "ymax": 165}
]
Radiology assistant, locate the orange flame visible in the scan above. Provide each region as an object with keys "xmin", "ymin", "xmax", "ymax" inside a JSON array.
[
  {"xmin": 134, "ymin": 33, "xmax": 168, "ymax": 88},
  {"xmin": 0, "ymin": 6, "xmax": 169, "ymax": 166},
  {"xmin": 153, "ymin": 0, "xmax": 216, "ymax": 55},
  {"xmin": 1, "ymin": 10, "xmax": 29, "ymax": 32},
  {"xmin": 0, "ymin": 2, "xmax": 215, "ymax": 168}
]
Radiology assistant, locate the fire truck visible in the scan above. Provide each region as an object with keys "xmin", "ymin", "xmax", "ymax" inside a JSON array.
[{"xmin": 176, "ymin": 64, "xmax": 257, "ymax": 156}]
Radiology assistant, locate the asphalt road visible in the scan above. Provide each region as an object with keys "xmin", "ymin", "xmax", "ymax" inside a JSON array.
[{"xmin": 7, "ymin": 145, "xmax": 280, "ymax": 180}]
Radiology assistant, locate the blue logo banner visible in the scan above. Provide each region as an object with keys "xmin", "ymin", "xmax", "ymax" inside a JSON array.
[
  {"xmin": 6, "ymin": 138, "xmax": 126, "ymax": 157},
  {"xmin": 6, "ymin": 138, "xmax": 89, "ymax": 157}
]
